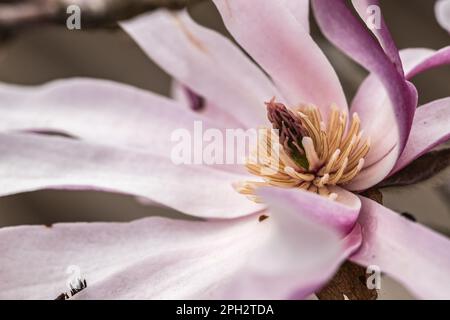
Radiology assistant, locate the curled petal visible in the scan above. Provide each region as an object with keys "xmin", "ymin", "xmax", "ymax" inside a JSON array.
[
  {"xmin": 349, "ymin": 46, "xmax": 450, "ymax": 189},
  {"xmin": 313, "ymin": 0, "xmax": 417, "ymax": 155}
]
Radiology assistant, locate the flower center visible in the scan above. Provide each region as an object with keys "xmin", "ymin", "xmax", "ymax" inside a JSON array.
[{"xmin": 234, "ymin": 99, "xmax": 370, "ymax": 202}]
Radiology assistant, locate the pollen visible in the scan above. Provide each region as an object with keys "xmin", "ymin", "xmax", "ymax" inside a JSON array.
[{"xmin": 234, "ymin": 99, "xmax": 370, "ymax": 201}]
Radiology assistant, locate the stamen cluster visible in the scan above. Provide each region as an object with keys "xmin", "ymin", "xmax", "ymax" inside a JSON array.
[{"xmin": 235, "ymin": 100, "xmax": 370, "ymax": 201}]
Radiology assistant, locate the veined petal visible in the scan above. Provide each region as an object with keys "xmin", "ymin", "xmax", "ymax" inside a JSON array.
[
  {"xmin": 351, "ymin": 0, "xmax": 403, "ymax": 74},
  {"xmin": 435, "ymin": 0, "xmax": 450, "ymax": 33},
  {"xmin": 257, "ymin": 186, "xmax": 361, "ymax": 236},
  {"xmin": 351, "ymin": 196, "xmax": 450, "ymax": 300},
  {"xmin": 0, "ymin": 203, "xmax": 352, "ymax": 299},
  {"xmin": 0, "ymin": 132, "xmax": 262, "ymax": 219},
  {"xmin": 213, "ymin": 0, "xmax": 348, "ymax": 119},
  {"xmin": 121, "ymin": 10, "xmax": 280, "ymax": 128},
  {"xmin": 391, "ymin": 97, "xmax": 450, "ymax": 174},
  {"xmin": 313, "ymin": 0, "xmax": 417, "ymax": 155}
]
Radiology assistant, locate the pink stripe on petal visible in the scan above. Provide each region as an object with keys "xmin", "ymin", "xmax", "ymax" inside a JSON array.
[
  {"xmin": 351, "ymin": 196, "xmax": 450, "ymax": 300},
  {"xmin": 0, "ymin": 132, "xmax": 261, "ymax": 219},
  {"xmin": 391, "ymin": 97, "xmax": 450, "ymax": 174},
  {"xmin": 121, "ymin": 10, "xmax": 280, "ymax": 128},
  {"xmin": 213, "ymin": 0, "xmax": 348, "ymax": 119}
]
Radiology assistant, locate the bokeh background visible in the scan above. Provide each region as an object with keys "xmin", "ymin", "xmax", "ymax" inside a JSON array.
[{"xmin": 0, "ymin": 0, "xmax": 449, "ymax": 299}]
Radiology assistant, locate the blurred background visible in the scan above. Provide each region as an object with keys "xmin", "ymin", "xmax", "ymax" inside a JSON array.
[{"xmin": 0, "ymin": 0, "xmax": 448, "ymax": 299}]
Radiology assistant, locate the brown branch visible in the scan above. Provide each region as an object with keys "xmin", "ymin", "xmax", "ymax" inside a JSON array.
[
  {"xmin": 0, "ymin": 0, "xmax": 203, "ymax": 31},
  {"xmin": 317, "ymin": 261, "xmax": 378, "ymax": 300}
]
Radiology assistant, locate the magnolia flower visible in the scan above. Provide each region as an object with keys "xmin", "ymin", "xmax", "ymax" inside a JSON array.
[
  {"xmin": 0, "ymin": 0, "xmax": 450, "ymax": 299},
  {"xmin": 435, "ymin": 0, "xmax": 450, "ymax": 33}
]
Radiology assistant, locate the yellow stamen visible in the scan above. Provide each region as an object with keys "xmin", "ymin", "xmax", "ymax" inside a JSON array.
[{"xmin": 235, "ymin": 103, "xmax": 370, "ymax": 201}]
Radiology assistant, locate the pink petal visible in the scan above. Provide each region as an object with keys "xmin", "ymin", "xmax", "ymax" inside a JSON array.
[
  {"xmin": 212, "ymin": 0, "xmax": 348, "ymax": 119},
  {"xmin": 435, "ymin": 0, "xmax": 450, "ymax": 33},
  {"xmin": 312, "ymin": 0, "xmax": 417, "ymax": 153},
  {"xmin": 0, "ymin": 132, "xmax": 262, "ymax": 219},
  {"xmin": 0, "ymin": 78, "xmax": 250, "ymax": 175},
  {"xmin": 121, "ymin": 10, "xmax": 280, "ymax": 128},
  {"xmin": 351, "ymin": 0, "xmax": 403, "ymax": 74},
  {"xmin": 0, "ymin": 78, "xmax": 218, "ymax": 156},
  {"xmin": 351, "ymin": 75, "xmax": 398, "ymax": 168},
  {"xmin": 392, "ymin": 97, "xmax": 450, "ymax": 174},
  {"xmin": 257, "ymin": 186, "xmax": 361, "ymax": 236},
  {"xmin": 0, "ymin": 204, "xmax": 355, "ymax": 299},
  {"xmin": 351, "ymin": 196, "xmax": 450, "ymax": 299}
]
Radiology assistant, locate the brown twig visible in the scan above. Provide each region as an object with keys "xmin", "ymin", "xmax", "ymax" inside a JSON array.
[
  {"xmin": 0, "ymin": 0, "xmax": 203, "ymax": 30},
  {"xmin": 317, "ymin": 261, "xmax": 378, "ymax": 300}
]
